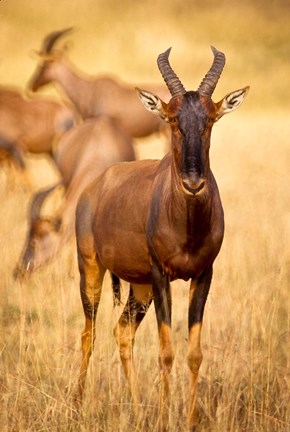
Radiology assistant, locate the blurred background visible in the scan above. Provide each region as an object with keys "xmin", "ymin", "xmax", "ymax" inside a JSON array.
[
  {"xmin": 0, "ymin": 1, "xmax": 289, "ymax": 431},
  {"xmin": 0, "ymin": 0, "xmax": 289, "ymax": 110}
]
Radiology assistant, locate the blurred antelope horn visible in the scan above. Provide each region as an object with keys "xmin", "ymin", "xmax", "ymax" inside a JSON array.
[
  {"xmin": 157, "ymin": 48, "xmax": 186, "ymax": 98},
  {"xmin": 30, "ymin": 182, "xmax": 62, "ymax": 221},
  {"xmin": 198, "ymin": 46, "xmax": 226, "ymax": 97},
  {"xmin": 41, "ymin": 27, "xmax": 74, "ymax": 54}
]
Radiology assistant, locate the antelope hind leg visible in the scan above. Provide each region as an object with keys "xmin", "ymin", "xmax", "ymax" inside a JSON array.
[
  {"xmin": 74, "ymin": 252, "xmax": 105, "ymax": 409},
  {"xmin": 114, "ymin": 283, "xmax": 152, "ymax": 407}
]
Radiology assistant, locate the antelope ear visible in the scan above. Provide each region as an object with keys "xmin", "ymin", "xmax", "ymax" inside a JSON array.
[
  {"xmin": 136, "ymin": 88, "xmax": 167, "ymax": 120},
  {"xmin": 215, "ymin": 86, "xmax": 250, "ymax": 121}
]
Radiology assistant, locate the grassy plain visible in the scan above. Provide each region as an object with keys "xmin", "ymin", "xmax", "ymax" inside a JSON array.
[{"xmin": 0, "ymin": 1, "xmax": 289, "ymax": 431}]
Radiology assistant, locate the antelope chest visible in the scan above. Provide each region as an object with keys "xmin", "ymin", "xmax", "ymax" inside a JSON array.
[{"xmin": 149, "ymin": 225, "xmax": 223, "ymax": 281}]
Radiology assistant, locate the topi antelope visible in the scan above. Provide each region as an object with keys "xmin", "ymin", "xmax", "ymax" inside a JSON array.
[
  {"xmin": 0, "ymin": 85, "xmax": 76, "ymax": 187},
  {"xmin": 14, "ymin": 116, "xmax": 135, "ymax": 279},
  {"xmin": 74, "ymin": 47, "xmax": 249, "ymax": 430},
  {"xmin": 28, "ymin": 28, "xmax": 170, "ymax": 138}
]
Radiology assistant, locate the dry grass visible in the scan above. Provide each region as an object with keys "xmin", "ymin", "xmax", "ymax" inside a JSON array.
[{"xmin": 0, "ymin": 1, "xmax": 289, "ymax": 431}]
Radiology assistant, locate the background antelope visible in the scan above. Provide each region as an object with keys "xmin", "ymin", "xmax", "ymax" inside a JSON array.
[
  {"xmin": 0, "ymin": 85, "xmax": 76, "ymax": 187},
  {"xmin": 14, "ymin": 116, "xmax": 135, "ymax": 278},
  {"xmin": 28, "ymin": 28, "xmax": 171, "ymax": 139},
  {"xmin": 74, "ymin": 47, "xmax": 249, "ymax": 430}
]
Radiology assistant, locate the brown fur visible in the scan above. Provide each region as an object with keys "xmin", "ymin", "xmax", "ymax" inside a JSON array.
[{"xmin": 0, "ymin": 86, "xmax": 76, "ymax": 185}]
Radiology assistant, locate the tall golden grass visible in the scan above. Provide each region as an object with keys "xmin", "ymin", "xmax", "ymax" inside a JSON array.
[{"xmin": 0, "ymin": 1, "xmax": 289, "ymax": 431}]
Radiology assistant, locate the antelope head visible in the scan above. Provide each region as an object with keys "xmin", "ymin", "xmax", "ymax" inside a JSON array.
[
  {"xmin": 29, "ymin": 28, "xmax": 73, "ymax": 92},
  {"xmin": 14, "ymin": 183, "xmax": 63, "ymax": 280},
  {"xmin": 138, "ymin": 47, "xmax": 249, "ymax": 196}
]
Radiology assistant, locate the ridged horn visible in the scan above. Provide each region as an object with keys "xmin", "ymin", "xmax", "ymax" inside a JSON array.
[
  {"xmin": 41, "ymin": 27, "xmax": 73, "ymax": 54},
  {"xmin": 30, "ymin": 183, "xmax": 62, "ymax": 222},
  {"xmin": 157, "ymin": 48, "xmax": 186, "ymax": 98},
  {"xmin": 198, "ymin": 46, "xmax": 226, "ymax": 97}
]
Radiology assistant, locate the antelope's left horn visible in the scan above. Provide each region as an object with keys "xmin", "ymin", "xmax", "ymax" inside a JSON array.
[
  {"xmin": 157, "ymin": 48, "xmax": 186, "ymax": 98},
  {"xmin": 198, "ymin": 46, "xmax": 226, "ymax": 97}
]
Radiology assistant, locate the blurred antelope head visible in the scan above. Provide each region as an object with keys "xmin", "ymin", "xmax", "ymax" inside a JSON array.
[
  {"xmin": 14, "ymin": 183, "xmax": 64, "ymax": 279},
  {"xmin": 29, "ymin": 28, "xmax": 73, "ymax": 92}
]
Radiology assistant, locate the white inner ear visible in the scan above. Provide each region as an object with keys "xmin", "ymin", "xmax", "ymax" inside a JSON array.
[
  {"xmin": 222, "ymin": 88, "xmax": 248, "ymax": 113},
  {"xmin": 138, "ymin": 89, "xmax": 162, "ymax": 112}
]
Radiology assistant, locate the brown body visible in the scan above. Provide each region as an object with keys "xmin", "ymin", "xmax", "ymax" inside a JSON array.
[
  {"xmin": 0, "ymin": 86, "xmax": 75, "ymax": 184},
  {"xmin": 74, "ymin": 47, "xmax": 249, "ymax": 431},
  {"xmin": 78, "ymin": 154, "xmax": 224, "ymax": 283},
  {"xmin": 14, "ymin": 116, "xmax": 135, "ymax": 278},
  {"xmin": 29, "ymin": 28, "xmax": 170, "ymax": 138}
]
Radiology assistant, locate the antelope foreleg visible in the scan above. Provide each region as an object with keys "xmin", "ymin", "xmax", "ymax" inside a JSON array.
[
  {"xmin": 152, "ymin": 262, "xmax": 173, "ymax": 432},
  {"xmin": 187, "ymin": 267, "xmax": 212, "ymax": 431},
  {"xmin": 187, "ymin": 323, "xmax": 203, "ymax": 431}
]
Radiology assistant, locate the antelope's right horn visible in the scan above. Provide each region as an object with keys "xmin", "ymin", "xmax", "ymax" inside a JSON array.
[{"xmin": 157, "ymin": 48, "xmax": 186, "ymax": 98}]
